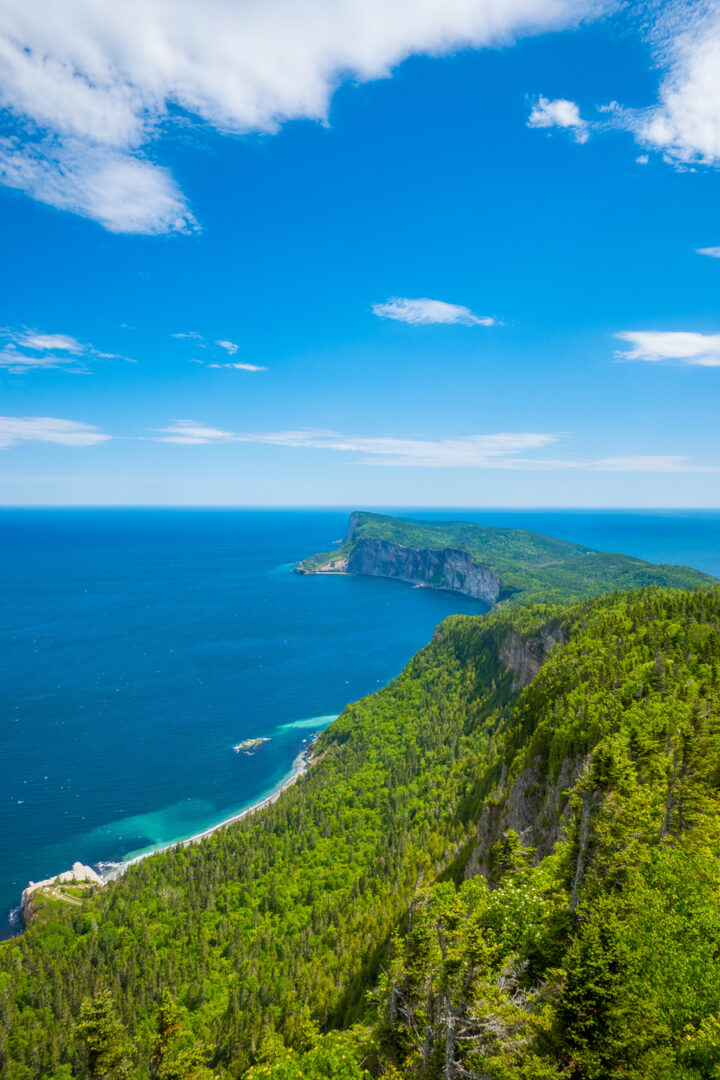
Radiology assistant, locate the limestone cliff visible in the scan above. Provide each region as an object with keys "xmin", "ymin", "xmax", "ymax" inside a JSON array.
[{"xmin": 298, "ymin": 536, "xmax": 501, "ymax": 605}]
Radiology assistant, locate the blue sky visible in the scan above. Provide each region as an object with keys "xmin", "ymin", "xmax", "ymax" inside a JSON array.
[{"xmin": 1, "ymin": 0, "xmax": 719, "ymax": 506}]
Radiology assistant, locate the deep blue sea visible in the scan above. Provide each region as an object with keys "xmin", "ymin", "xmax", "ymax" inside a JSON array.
[{"xmin": 2, "ymin": 508, "xmax": 719, "ymax": 936}]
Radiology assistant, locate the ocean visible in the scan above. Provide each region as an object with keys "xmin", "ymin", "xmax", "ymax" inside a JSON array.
[{"xmin": 2, "ymin": 508, "xmax": 719, "ymax": 935}]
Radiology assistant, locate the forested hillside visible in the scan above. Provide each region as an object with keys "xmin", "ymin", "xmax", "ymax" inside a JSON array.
[{"xmin": 2, "ymin": 587, "xmax": 720, "ymax": 1080}]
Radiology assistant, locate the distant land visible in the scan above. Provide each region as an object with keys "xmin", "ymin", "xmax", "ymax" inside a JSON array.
[{"xmin": 296, "ymin": 510, "xmax": 717, "ymax": 606}]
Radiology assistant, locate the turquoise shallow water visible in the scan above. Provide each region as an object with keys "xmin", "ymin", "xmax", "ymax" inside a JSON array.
[{"xmin": 1, "ymin": 508, "xmax": 719, "ymax": 935}]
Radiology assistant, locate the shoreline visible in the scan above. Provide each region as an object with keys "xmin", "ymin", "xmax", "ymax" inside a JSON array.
[
  {"xmin": 101, "ymin": 741, "xmax": 317, "ymax": 884},
  {"xmin": 6, "ymin": 741, "xmax": 319, "ymax": 936}
]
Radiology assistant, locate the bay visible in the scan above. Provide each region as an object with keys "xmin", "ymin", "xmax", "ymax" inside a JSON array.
[{"xmin": 1, "ymin": 507, "xmax": 718, "ymax": 935}]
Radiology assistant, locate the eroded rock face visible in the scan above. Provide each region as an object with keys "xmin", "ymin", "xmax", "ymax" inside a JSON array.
[
  {"xmin": 465, "ymin": 624, "xmax": 574, "ymax": 881},
  {"xmin": 344, "ymin": 538, "xmax": 501, "ymax": 605},
  {"xmin": 464, "ymin": 753, "xmax": 585, "ymax": 882},
  {"xmin": 499, "ymin": 626, "xmax": 565, "ymax": 690}
]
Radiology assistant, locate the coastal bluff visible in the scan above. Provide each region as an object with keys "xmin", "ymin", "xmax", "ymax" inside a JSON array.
[{"xmin": 21, "ymin": 862, "xmax": 103, "ymax": 925}]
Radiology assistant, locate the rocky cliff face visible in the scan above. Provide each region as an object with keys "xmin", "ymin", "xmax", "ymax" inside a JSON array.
[
  {"xmin": 465, "ymin": 624, "xmax": 574, "ymax": 880},
  {"xmin": 340, "ymin": 537, "xmax": 501, "ymax": 605},
  {"xmin": 465, "ymin": 752, "xmax": 585, "ymax": 881},
  {"xmin": 499, "ymin": 626, "xmax": 565, "ymax": 691}
]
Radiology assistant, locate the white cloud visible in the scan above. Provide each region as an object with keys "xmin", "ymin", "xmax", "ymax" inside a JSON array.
[
  {"xmin": 372, "ymin": 297, "xmax": 495, "ymax": 326},
  {"xmin": 614, "ymin": 330, "xmax": 720, "ymax": 367},
  {"xmin": 637, "ymin": 2, "xmax": 720, "ymax": 166},
  {"xmin": 0, "ymin": 138, "xmax": 195, "ymax": 234},
  {"xmin": 698, "ymin": 246, "xmax": 720, "ymax": 258},
  {"xmin": 526, "ymin": 5, "xmax": 720, "ymax": 170},
  {"xmin": 14, "ymin": 331, "xmax": 84, "ymax": 352},
  {"xmin": 0, "ymin": 0, "xmax": 612, "ymax": 232},
  {"xmin": 0, "ymin": 416, "xmax": 111, "ymax": 448},
  {"xmin": 216, "ymin": 339, "xmax": 240, "ymax": 355},
  {"xmin": 527, "ymin": 95, "xmax": 588, "ymax": 141},
  {"xmin": 0, "ymin": 326, "xmax": 132, "ymax": 373}
]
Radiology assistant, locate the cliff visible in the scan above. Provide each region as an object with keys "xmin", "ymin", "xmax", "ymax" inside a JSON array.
[{"xmin": 300, "ymin": 536, "xmax": 500, "ymax": 605}]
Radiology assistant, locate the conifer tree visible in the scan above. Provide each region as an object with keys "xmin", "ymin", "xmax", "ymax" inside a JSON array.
[{"xmin": 75, "ymin": 990, "xmax": 132, "ymax": 1080}]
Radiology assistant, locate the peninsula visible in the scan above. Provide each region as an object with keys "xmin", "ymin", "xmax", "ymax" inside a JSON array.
[{"xmin": 296, "ymin": 510, "xmax": 716, "ymax": 606}]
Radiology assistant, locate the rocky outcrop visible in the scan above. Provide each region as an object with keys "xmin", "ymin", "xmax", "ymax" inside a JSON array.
[
  {"xmin": 21, "ymin": 862, "xmax": 103, "ymax": 925},
  {"xmin": 499, "ymin": 625, "xmax": 565, "ymax": 690},
  {"xmin": 315, "ymin": 537, "xmax": 501, "ymax": 605},
  {"xmin": 465, "ymin": 624, "xmax": 572, "ymax": 880},
  {"xmin": 465, "ymin": 754, "xmax": 584, "ymax": 881}
]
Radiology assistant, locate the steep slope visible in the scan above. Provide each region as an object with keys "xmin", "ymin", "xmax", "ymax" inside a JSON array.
[
  {"xmin": 296, "ymin": 512, "xmax": 716, "ymax": 606},
  {"xmin": 2, "ymin": 588, "xmax": 720, "ymax": 1080}
]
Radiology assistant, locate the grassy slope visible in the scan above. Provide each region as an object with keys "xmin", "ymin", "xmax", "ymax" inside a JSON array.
[{"xmin": 299, "ymin": 512, "xmax": 716, "ymax": 605}]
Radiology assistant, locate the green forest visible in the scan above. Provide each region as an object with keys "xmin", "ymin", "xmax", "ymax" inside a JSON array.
[
  {"xmin": 3, "ymin": 585, "xmax": 720, "ymax": 1079},
  {"xmin": 299, "ymin": 512, "xmax": 715, "ymax": 605}
]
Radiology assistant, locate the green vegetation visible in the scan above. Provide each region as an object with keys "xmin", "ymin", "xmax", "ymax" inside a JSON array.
[
  {"xmin": 2, "ymin": 586, "xmax": 720, "ymax": 1079},
  {"xmin": 299, "ymin": 512, "xmax": 716, "ymax": 605}
]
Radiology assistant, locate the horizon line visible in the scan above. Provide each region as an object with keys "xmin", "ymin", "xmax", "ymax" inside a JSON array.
[{"xmin": 1, "ymin": 505, "xmax": 720, "ymax": 512}]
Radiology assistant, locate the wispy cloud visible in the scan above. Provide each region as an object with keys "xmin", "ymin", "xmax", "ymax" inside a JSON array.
[
  {"xmin": 172, "ymin": 333, "xmax": 264, "ymax": 370},
  {"xmin": 698, "ymin": 246, "xmax": 720, "ymax": 258},
  {"xmin": 206, "ymin": 362, "xmax": 267, "ymax": 372},
  {"xmin": 589, "ymin": 455, "xmax": 720, "ymax": 472},
  {"xmin": 172, "ymin": 332, "xmax": 205, "ymax": 343},
  {"xmin": 155, "ymin": 422, "xmax": 237, "ymax": 446},
  {"xmin": 0, "ymin": 348, "xmax": 85, "ymax": 373},
  {"xmin": 0, "ymin": 327, "xmax": 132, "ymax": 373},
  {"xmin": 0, "ymin": 416, "xmax": 111, "ymax": 448},
  {"xmin": 216, "ymin": 340, "xmax": 240, "ymax": 355},
  {"xmin": 155, "ymin": 422, "xmax": 554, "ymax": 462},
  {"xmin": 527, "ymin": 96, "xmax": 589, "ymax": 142},
  {"xmin": 153, "ymin": 422, "xmax": 719, "ymax": 472},
  {"xmin": 614, "ymin": 330, "xmax": 720, "ymax": 366},
  {"xmin": 0, "ymin": 0, "xmax": 611, "ymax": 233},
  {"xmin": 372, "ymin": 297, "xmax": 495, "ymax": 326}
]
